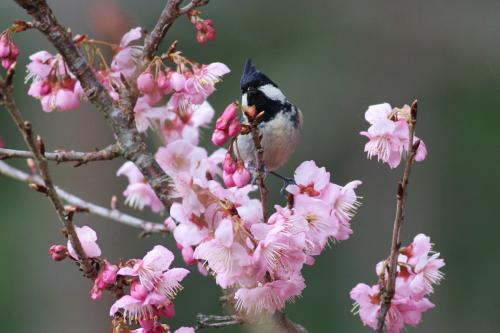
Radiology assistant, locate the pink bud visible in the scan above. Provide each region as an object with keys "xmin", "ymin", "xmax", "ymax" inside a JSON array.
[
  {"xmin": 1, "ymin": 58, "xmax": 13, "ymax": 69},
  {"xmin": 10, "ymin": 43, "xmax": 19, "ymax": 58},
  {"xmin": 195, "ymin": 22, "xmax": 204, "ymax": 31},
  {"xmin": 137, "ymin": 72, "xmax": 156, "ymax": 94},
  {"xmin": 223, "ymin": 154, "xmax": 237, "ymax": 173},
  {"xmin": 101, "ymin": 263, "xmax": 118, "ymax": 285},
  {"xmin": 223, "ymin": 170, "xmax": 236, "ymax": 187},
  {"xmin": 0, "ymin": 35, "xmax": 10, "ymax": 58},
  {"xmin": 215, "ymin": 117, "xmax": 229, "ymax": 130},
  {"xmin": 205, "ymin": 19, "xmax": 214, "ymax": 26},
  {"xmin": 221, "ymin": 102, "xmax": 238, "ymax": 121},
  {"xmin": 130, "ymin": 280, "xmax": 149, "ymax": 300},
  {"xmin": 227, "ymin": 118, "xmax": 241, "ymax": 137},
  {"xmin": 49, "ymin": 244, "xmax": 68, "ymax": 261},
  {"xmin": 196, "ymin": 33, "xmax": 207, "ymax": 45},
  {"xmin": 233, "ymin": 166, "xmax": 252, "ymax": 187},
  {"xmin": 157, "ymin": 303, "xmax": 175, "ymax": 319},
  {"xmin": 54, "ymin": 89, "xmax": 80, "ymax": 111},
  {"xmin": 170, "ymin": 72, "xmax": 186, "ymax": 92},
  {"xmin": 206, "ymin": 27, "xmax": 216, "ymax": 40},
  {"xmin": 157, "ymin": 71, "xmax": 172, "ymax": 94},
  {"xmin": 211, "ymin": 129, "xmax": 228, "ymax": 146}
]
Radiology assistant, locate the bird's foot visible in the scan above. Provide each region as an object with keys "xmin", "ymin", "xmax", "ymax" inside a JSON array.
[
  {"xmin": 270, "ymin": 171, "xmax": 296, "ymax": 197},
  {"xmin": 249, "ymin": 165, "xmax": 268, "ymax": 185}
]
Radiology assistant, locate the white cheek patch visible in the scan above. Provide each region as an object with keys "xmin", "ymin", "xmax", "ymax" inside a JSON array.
[
  {"xmin": 258, "ymin": 84, "xmax": 286, "ymax": 103},
  {"xmin": 241, "ymin": 93, "xmax": 248, "ymax": 107}
]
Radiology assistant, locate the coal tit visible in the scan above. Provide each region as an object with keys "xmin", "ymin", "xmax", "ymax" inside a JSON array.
[{"xmin": 236, "ymin": 59, "xmax": 303, "ymax": 172}]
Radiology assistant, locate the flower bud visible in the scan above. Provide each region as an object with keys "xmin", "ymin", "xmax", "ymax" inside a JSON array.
[
  {"xmin": 227, "ymin": 118, "xmax": 242, "ymax": 137},
  {"xmin": 137, "ymin": 72, "xmax": 156, "ymax": 94},
  {"xmin": 233, "ymin": 166, "xmax": 252, "ymax": 187},
  {"xmin": 211, "ymin": 129, "xmax": 228, "ymax": 146},
  {"xmin": 223, "ymin": 153, "xmax": 237, "ymax": 174},
  {"xmin": 130, "ymin": 280, "xmax": 149, "ymax": 300},
  {"xmin": 49, "ymin": 244, "xmax": 68, "ymax": 261},
  {"xmin": 223, "ymin": 170, "xmax": 236, "ymax": 187}
]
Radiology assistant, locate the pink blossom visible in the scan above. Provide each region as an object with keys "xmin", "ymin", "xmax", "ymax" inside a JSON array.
[
  {"xmin": 193, "ymin": 18, "xmax": 216, "ymax": 45},
  {"xmin": 111, "ymin": 27, "xmax": 143, "ymax": 78},
  {"xmin": 117, "ymin": 162, "xmax": 164, "ymax": 212},
  {"xmin": 193, "ymin": 219, "xmax": 251, "ymax": 288},
  {"xmin": 350, "ymin": 283, "xmax": 381, "ymax": 330},
  {"xmin": 286, "ymin": 160, "xmax": 330, "ymax": 197},
  {"xmin": 360, "ymin": 103, "xmax": 428, "ymax": 168},
  {"xmin": 184, "ymin": 63, "xmax": 230, "ymax": 104},
  {"xmin": 211, "ymin": 102, "xmax": 241, "ymax": 146},
  {"xmin": 67, "ymin": 225, "xmax": 101, "ymax": 259},
  {"xmin": 234, "ymin": 275, "xmax": 305, "ymax": 314},
  {"xmin": 156, "ymin": 140, "xmax": 207, "ymax": 175},
  {"xmin": 117, "ymin": 245, "xmax": 189, "ymax": 299}
]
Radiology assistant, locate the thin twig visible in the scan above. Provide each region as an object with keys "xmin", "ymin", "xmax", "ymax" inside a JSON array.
[
  {"xmin": 14, "ymin": 0, "xmax": 173, "ymax": 206},
  {"xmin": 0, "ymin": 144, "xmax": 121, "ymax": 165},
  {"xmin": 0, "ymin": 161, "xmax": 166, "ymax": 234},
  {"xmin": 142, "ymin": 0, "xmax": 210, "ymax": 62},
  {"xmin": 376, "ymin": 100, "xmax": 420, "ymax": 332},
  {"xmin": 0, "ymin": 72, "xmax": 95, "ymax": 276},
  {"xmin": 196, "ymin": 314, "xmax": 243, "ymax": 330}
]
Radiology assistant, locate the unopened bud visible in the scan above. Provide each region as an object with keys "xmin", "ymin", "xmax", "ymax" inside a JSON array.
[
  {"xmin": 29, "ymin": 182, "xmax": 47, "ymax": 194},
  {"xmin": 36, "ymin": 135, "xmax": 45, "ymax": 155},
  {"xmin": 49, "ymin": 244, "xmax": 68, "ymax": 261},
  {"xmin": 26, "ymin": 158, "xmax": 37, "ymax": 174},
  {"xmin": 110, "ymin": 195, "xmax": 118, "ymax": 210}
]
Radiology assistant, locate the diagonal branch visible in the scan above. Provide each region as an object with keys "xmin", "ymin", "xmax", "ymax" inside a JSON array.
[
  {"xmin": 14, "ymin": 0, "xmax": 173, "ymax": 206},
  {"xmin": 0, "ymin": 160, "xmax": 166, "ymax": 234},
  {"xmin": 377, "ymin": 100, "xmax": 420, "ymax": 332},
  {"xmin": 0, "ymin": 72, "xmax": 95, "ymax": 276},
  {"xmin": 142, "ymin": 0, "xmax": 210, "ymax": 62},
  {"xmin": 0, "ymin": 144, "xmax": 121, "ymax": 165}
]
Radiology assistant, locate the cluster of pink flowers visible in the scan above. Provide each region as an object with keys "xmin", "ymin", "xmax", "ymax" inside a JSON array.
[
  {"xmin": 110, "ymin": 245, "xmax": 192, "ymax": 333},
  {"xmin": 0, "ymin": 31, "xmax": 19, "ymax": 69},
  {"xmin": 26, "ymin": 51, "xmax": 84, "ymax": 112},
  {"xmin": 211, "ymin": 102, "xmax": 241, "ymax": 146},
  {"xmin": 350, "ymin": 234, "xmax": 445, "ymax": 333},
  {"xmin": 189, "ymin": 13, "xmax": 216, "ymax": 44},
  {"xmin": 222, "ymin": 152, "xmax": 251, "ymax": 187},
  {"xmin": 360, "ymin": 103, "xmax": 427, "ymax": 168}
]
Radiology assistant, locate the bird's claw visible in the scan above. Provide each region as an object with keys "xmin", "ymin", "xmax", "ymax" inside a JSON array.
[{"xmin": 270, "ymin": 171, "xmax": 296, "ymax": 197}]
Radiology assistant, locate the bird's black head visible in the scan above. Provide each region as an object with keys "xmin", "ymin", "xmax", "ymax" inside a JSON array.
[{"xmin": 240, "ymin": 59, "xmax": 277, "ymax": 93}]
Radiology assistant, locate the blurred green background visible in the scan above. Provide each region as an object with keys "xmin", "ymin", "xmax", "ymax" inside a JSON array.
[{"xmin": 0, "ymin": 1, "xmax": 499, "ymax": 332}]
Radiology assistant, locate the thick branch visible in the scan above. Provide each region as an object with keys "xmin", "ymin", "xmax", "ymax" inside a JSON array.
[
  {"xmin": 0, "ymin": 160, "xmax": 166, "ymax": 234},
  {"xmin": 196, "ymin": 314, "xmax": 243, "ymax": 330},
  {"xmin": 0, "ymin": 144, "xmax": 121, "ymax": 165},
  {"xmin": 142, "ymin": 0, "xmax": 210, "ymax": 61},
  {"xmin": 14, "ymin": 0, "xmax": 173, "ymax": 206},
  {"xmin": 0, "ymin": 73, "xmax": 94, "ymax": 276},
  {"xmin": 195, "ymin": 313, "xmax": 307, "ymax": 333},
  {"xmin": 377, "ymin": 100, "xmax": 419, "ymax": 332}
]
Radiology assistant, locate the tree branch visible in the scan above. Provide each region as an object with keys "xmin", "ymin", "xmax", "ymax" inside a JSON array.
[
  {"xmin": 142, "ymin": 0, "xmax": 210, "ymax": 62},
  {"xmin": 0, "ymin": 71, "xmax": 95, "ymax": 276},
  {"xmin": 248, "ymin": 110, "xmax": 269, "ymax": 221},
  {"xmin": 0, "ymin": 144, "xmax": 121, "ymax": 165},
  {"xmin": 377, "ymin": 100, "xmax": 420, "ymax": 332},
  {"xmin": 14, "ymin": 0, "xmax": 173, "ymax": 206},
  {"xmin": 0, "ymin": 160, "xmax": 166, "ymax": 234},
  {"xmin": 196, "ymin": 314, "xmax": 243, "ymax": 330}
]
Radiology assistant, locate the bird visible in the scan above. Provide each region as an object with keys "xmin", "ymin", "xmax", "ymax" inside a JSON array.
[{"xmin": 235, "ymin": 59, "xmax": 303, "ymax": 177}]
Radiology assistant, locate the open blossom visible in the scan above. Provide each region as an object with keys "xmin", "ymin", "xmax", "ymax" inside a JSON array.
[
  {"xmin": 117, "ymin": 245, "xmax": 190, "ymax": 298},
  {"xmin": 234, "ymin": 275, "xmax": 305, "ymax": 315},
  {"xmin": 67, "ymin": 225, "xmax": 101, "ymax": 259},
  {"xmin": 111, "ymin": 27, "xmax": 143, "ymax": 78},
  {"xmin": 0, "ymin": 32, "xmax": 19, "ymax": 69},
  {"xmin": 350, "ymin": 234, "xmax": 444, "ymax": 333},
  {"xmin": 184, "ymin": 63, "xmax": 230, "ymax": 104},
  {"xmin": 117, "ymin": 162, "xmax": 164, "ymax": 213},
  {"xmin": 360, "ymin": 103, "xmax": 427, "ymax": 168},
  {"xmin": 26, "ymin": 51, "xmax": 83, "ymax": 112}
]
